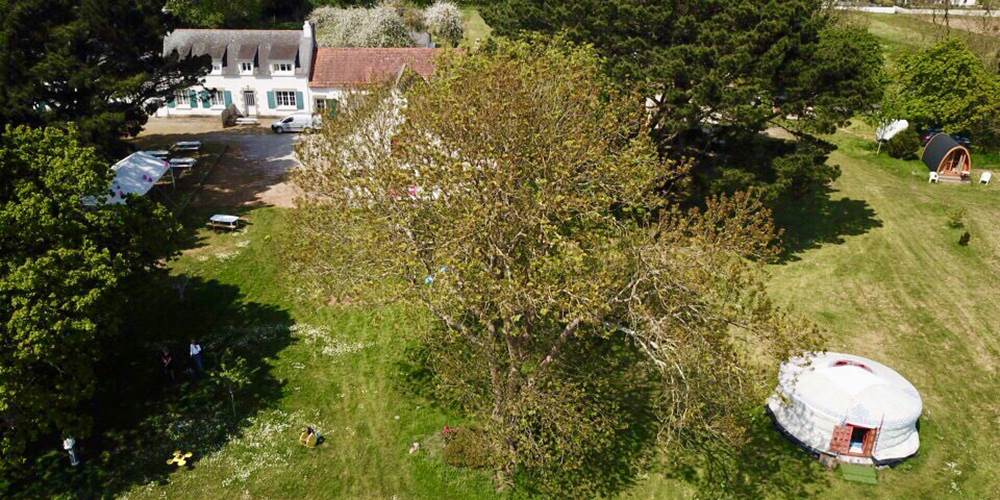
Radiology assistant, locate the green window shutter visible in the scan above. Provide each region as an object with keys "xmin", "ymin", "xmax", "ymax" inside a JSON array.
[
  {"xmin": 167, "ymin": 95, "xmax": 176, "ymax": 108},
  {"xmin": 295, "ymin": 91, "xmax": 304, "ymax": 110},
  {"xmin": 201, "ymin": 91, "xmax": 211, "ymax": 109},
  {"xmin": 266, "ymin": 91, "xmax": 276, "ymax": 109},
  {"xmin": 188, "ymin": 91, "xmax": 197, "ymax": 108},
  {"xmin": 224, "ymin": 91, "xmax": 233, "ymax": 107},
  {"xmin": 327, "ymin": 99, "xmax": 338, "ymax": 117}
]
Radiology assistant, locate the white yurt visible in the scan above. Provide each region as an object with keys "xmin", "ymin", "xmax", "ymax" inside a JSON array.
[{"xmin": 768, "ymin": 352, "xmax": 922, "ymax": 464}]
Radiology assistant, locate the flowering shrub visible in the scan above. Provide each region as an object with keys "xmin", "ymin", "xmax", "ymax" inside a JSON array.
[
  {"xmin": 424, "ymin": 1, "xmax": 463, "ymax": 47},
  {"xmin": 309, "ymin": 6, "xmax": 414, "ymax": 48}
]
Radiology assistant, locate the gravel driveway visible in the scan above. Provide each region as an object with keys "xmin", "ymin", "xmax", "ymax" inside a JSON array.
[{"xmin": 138, "ymin": 118, "xmax": 303, "ymax": 208}]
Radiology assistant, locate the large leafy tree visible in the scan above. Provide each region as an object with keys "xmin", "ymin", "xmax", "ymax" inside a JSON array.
[
  {"xmin": 884, "ymin": 37, "xmax": 1000, "ymax": 146},
  {"xmin": 0, "ymin": 0, "xmax": 208, "ymax": 157},
  {"xmin": 294, "ymin": 39, "xmax": 820, "ymax": 495},
  {"xmin": 165, "ymin": 0, "xmax": 264, "ymax": 28},
  {"xmin": 0, "ymin": 125, "xmax": 180, "ymax": 473},
  {"xmin": 481, "ymin": 1, "xmax": 885, "ymax": 202}
]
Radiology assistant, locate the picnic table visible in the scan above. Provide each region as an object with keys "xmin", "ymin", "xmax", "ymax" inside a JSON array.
[
  {"xmin": 143, "ymin": 150, "xmax": 171, "ymax": 159},
  {"xmin": 169, "ymin": 157, "xmax": 197, "ymax": 170},
  {"xmin": 173, "ymin": 141, "xmax": 202, "ymax": 152},
  {"xmin": 207, "ymin": 214, "xmax": 241, "ymax": 231}
]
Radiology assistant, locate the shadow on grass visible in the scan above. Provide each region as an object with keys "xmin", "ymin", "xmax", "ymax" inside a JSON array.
[
  {"xmin": 774, "ymin": 186, "xmax": 882, "ymax": 263},
  {"xmin": 661, "ymin": 409, "xmax": 830, "ymax": 498},
  {"xmin": 14, "ymin": 275, "xmax": 294, "ymax": 498},
  {"xmin": 398, "ymin": 330, "xmax": 661, "ymax": 498}
]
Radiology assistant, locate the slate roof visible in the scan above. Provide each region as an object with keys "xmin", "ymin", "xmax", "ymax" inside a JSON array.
[
  {"xmin": 163, "ymin": 29, "xmax": 311, "ymax": 77},
  {"xmin": 309, "ymin": 48, "xmax": 442, "ymax": 88}
]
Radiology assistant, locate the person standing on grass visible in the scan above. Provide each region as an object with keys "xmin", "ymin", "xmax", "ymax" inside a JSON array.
[
  {"xmin": 161, "ymin": 347, "xmax": 175, "ymax": 383},
  {"xmin": 63, "ymin": 436, "xmax": 79, "ymax": 466},
  {"xmin": 189, "ymin": 340, "xmax": 204, "ymax": 374}
]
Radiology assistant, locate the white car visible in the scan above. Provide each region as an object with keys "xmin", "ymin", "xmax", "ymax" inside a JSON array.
[{"xmin": 271, "ymin": 113, "xmax": 320, "ymax": 134}]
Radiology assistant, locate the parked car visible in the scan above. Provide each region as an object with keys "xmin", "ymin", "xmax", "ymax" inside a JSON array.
[
  {"xmin": 951, "ymin": 135, "xmax": 972, "ymax": 148},
  {"xmin": 919, "ymin": 127, "xmax": 972, "ymax": 147},
  {"xmin": 919, "ymin": 128, "xmax": 943, "ymax": 145},
  {"xmin": 271, "ymin": 113, "xmax": 320, "ymax": 134}
]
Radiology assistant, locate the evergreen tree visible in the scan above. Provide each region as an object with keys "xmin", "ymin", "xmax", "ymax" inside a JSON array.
[
  {"xmin": 0, "ymin": 125, "xmax": 180, "ymax": 473},
  {"xmin": 0, "ymin": 0, "xmax": 209, "ymax": 157},
  {"xmin": 481, "ymin": 1, "xmax": 885, "ymax": 202}
]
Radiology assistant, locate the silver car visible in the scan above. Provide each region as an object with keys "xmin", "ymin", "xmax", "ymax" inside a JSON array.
[{"xmin": 271, "ymin": 113, "xmax": 320, "ymax": 133}]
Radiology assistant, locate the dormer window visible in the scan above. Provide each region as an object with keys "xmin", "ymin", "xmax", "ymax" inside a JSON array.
[
  {"xmin": 240, "ymin": 61, "xmax": 254, "ymax": 74},
  {"xmin": 211, "ymin": 62, "xmax": 222, "ymax": 75},
  {"xmin": 272, "ymin": 62, "xmax": 293, "ymax": 75}
]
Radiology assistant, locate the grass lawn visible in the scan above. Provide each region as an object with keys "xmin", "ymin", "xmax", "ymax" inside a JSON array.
[
  {"xmin": 625, "ymin": 122, "xmax": 1000, "ymax": 499},
  {"xmin": 770, "ymin": 123, "xmax": 1000, "ymax": 498},
  {"xmin": 460, "ymin": 7, "xmax": 492, "ymax": 48},
  {"xmin": 118, "ymin": 126, "xmax": 999, "ymax": 499},
  {"xmin": 111, "ymin": 11, "xmax": 996, "ymax": 499},
  {"xmin": 858, "ymin": 13, "xmax": 999, "ymax": 66},
  {"xmin": 116, "ymin": 208, "xmax": 497, "ymax": 499}
]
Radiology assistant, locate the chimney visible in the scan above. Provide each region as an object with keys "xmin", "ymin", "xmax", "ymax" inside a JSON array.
[{"xmin": 303, "ymin": 21, "xmax": 313, "ymax": 39}]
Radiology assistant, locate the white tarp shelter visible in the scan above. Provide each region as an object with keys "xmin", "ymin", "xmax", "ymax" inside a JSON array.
[
  {"xmin": 768, "ymin": 352, "xmax": 922, "ymax": 464},
  {"xmin": 875, "ymin": 119, "xmax": 909, "ymax": 142},
  {"xmin": 102, "ymin": 151, "xmax": 172, "ymax": 205}
]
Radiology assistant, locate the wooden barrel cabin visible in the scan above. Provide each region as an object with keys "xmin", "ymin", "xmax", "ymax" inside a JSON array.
[{"xmin": 922, "ymin": 133, "xmax": 972, "ymax": 183}]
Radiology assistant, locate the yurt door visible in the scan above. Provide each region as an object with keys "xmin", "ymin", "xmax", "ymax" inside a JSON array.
[
  {"xmin": 862, "ymin": 427, "xmax": 879, "ymax": 456},
  {"xmin": 829, "ymin": 425, "xmax": 852, "ymax": 454}
]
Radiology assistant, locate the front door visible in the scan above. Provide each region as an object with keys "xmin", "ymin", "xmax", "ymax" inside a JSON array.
[{"xmin": 243, "ymin": 90, "xmax": 257, "ymax": 116}]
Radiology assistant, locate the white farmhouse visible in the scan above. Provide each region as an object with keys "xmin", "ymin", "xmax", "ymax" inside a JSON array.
[
  {"xmin": 158, "ymin": 22, "xmax": 317, "ymax": 118},
  {"xmin": 157, "ymin": 22, "xmax": 443, "ymax": 120}
]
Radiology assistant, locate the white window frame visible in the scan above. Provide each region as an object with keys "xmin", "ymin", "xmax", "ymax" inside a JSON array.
[
  {"xmin": 314, "ymin": 98, "xmax": 326, "ymax": 113},
  {"xmin": 209, "ymin": 90, "xmax": 225, "ymax": 107},
  {"xmin": 211, "ymin": 61, "xmax": 223, "ymax": 75},
  {"xmin": 240, "ymin": 61, "xmax": 254, "ymax": 74},
  {"xmin": 272, "ymin": 62, "xmax": 293, "ymax": 75},
  {"xmin": 275, "ymin": 90, "xmax": 297, "ymax": 108},
  {"xmin": 175, "ymin": 90, "xmax": 190, "ymax": 108}
]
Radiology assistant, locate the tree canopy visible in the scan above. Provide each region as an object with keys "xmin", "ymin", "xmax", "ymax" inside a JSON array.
[
  {"xmin": 293, "ymin": 38, "xmax": 820, "ymax": 496},
  {"xmin": 0, "ymin": 0, "xmax": 208, "ymax": 157},
  {"xmin": 424, "ymin": 1, "xmax": 464, "ymax": 47},
  {"xmin": 884, "ymin": 37, "xmax": 1000, "ymax": 146},
  {"xmin": 480, "ymin": 1, "xmax": 885, "ymax": 203},
  {"xmin": 165, "ymin": 0, "xmax": 266, "ymax": 28},
  {"xmin": 310, "ymin": 5, "xmax": 415, "ymax": 48},
  {"xmin": 0, "ymin": 125, "xmax": 180, "ymax": 472}
]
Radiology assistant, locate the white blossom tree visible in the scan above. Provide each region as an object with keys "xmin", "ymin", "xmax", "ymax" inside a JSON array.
[
  {"xmin": 424, "ymin": 1, "xmax": 464, "ymax": 47},
  {"xmin": 309, "ymin": 6, "xmax": 413, "ymax": 48}
]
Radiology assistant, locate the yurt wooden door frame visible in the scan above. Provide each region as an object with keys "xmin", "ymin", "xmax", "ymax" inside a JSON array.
[
  {"xmin": 829, "ymin": 424, "xmax": 879, "ymax": 457},
  {"xmin": 938, "ymin": 147, "xmax": 972, "ymax": 179}
]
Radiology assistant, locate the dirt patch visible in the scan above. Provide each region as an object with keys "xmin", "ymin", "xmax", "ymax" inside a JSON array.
[
  {"xmin": 136, "ymin": 118, "xmax": 302, "ymax": 209},
  {"xmin": 139, "ymin": 117, "xmax": 270, "ymax": 137}
]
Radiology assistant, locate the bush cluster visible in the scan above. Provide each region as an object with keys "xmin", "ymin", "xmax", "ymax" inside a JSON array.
[
  {"xmin": 946, "ymin": 207, "xmax": 967, "ymax": 229},
  {"xmin": 886, "ymin": 129, "xmax": 921, "ymax": 159},
  {"xmin": 309, "ymin": 1, "xmax": 463, "ymax": 48},
  {"xmin": 309, "ymin": 6, "xmax": 413, "ymax": 48},
  {"xmin": 442, "ymin": 427, "xmax": 489, "ymax": 469},
  {"xmin": 424, "ymin": 1, "xmax": 464, "ymax": 46}
]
